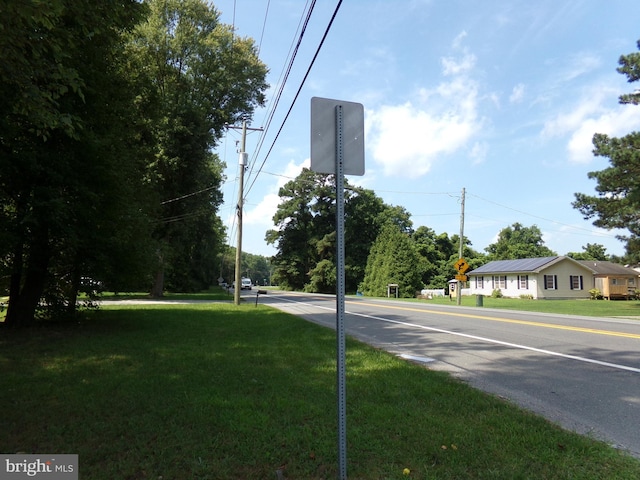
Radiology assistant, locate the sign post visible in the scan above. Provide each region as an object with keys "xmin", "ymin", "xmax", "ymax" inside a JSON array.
[
  {"xmin": 454, "ymin": 257, "xmax": 470, "ymax": 297},
  {"xmin": 311, "ymin": 97, "xmax": 364, "ymax": 480}
]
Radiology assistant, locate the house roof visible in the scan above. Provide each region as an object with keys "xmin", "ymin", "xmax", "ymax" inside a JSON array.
[
  {"xmin": 468, "ymin": 256, "xmax": 594, "ymax": 275},
  {"xmin": 577, "ymin": 260, "xmax": 639, "ymax": 276}
]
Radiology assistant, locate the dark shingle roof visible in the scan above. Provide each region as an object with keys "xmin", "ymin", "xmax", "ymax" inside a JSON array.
[
  {"xmin": 577, "ymin": 260, "xmax": 639, "ymax": 276},
  {"xmin": 469, "ymin": 256, "xmax": 561, "ymax": 274}
]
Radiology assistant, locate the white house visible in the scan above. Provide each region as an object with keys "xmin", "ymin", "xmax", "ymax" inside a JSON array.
[{"xmin": 467, "ymin": 256, "xmax": 598, "ymax": 300}]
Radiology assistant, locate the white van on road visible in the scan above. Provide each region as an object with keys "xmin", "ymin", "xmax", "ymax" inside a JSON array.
[{"xmin": 232, "ymin": 278, "xmax": 253, "ymax": 290}]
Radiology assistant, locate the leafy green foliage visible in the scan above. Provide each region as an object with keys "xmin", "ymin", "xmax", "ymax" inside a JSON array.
[
  {"xmin": 0, "ymin": 0, "xmax": 151, "ymax": 326},
  {"xmin": 217, "ymin": 247, "xmax": 272, "ymax": 287},
  {"xmin": 360, "ymin": 224, "xmax": 423, "ymax": 297},
  {"xmin": 0, "ymin": 0, "xmax": 269, "ymax": 325},
  {"xmin": 125, "ymin": 0, "xmax": 268, "ymax": 294},
  {"xmin": 267, "ymin": 169, "xmax": 414, "ymax": 292},
  {"xmin": 567, "ymin": 243, "xmax": 610, "ymax": 261},
  {"xmin": 485, "ymin": 222, "xmax": 556, "ymax": 260}
]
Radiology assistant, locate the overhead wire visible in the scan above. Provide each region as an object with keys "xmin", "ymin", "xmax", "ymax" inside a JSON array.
[
  {"xmin": 222, "ymin": 0, "xmax": 313, "ymax": 251},
  {"xmin": 244, "ymin": 0, "xmax": 344, "ymax": 197},
  {"xmin": 226, "ymin": 2, "xmax": 618, "ymax": 253},
  {"xmin": 466, "ymin": 191, "xmax": 619, "ymax": 238},
  {"xmin": 256, "ymin": 0, "xmax": 271, "ymax": 56},
  {"xmin": 244, "ymin": 0, "xmax": 316, "ymax": 184}
]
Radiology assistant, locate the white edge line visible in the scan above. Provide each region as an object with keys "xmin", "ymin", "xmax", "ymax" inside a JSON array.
[{"xmin": 273, "ymin": 296, "xmax": 640, "ymax": 374}]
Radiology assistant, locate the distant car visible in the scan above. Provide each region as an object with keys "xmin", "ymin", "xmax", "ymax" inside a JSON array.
[{"xmin": 241, "ymin": 278, "xmax": 252, "ymax": 290}]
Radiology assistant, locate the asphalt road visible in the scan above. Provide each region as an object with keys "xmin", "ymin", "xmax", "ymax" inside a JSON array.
[{"xmin": 257, "ymin": 290, "xmax": 640, "ymax": 458}]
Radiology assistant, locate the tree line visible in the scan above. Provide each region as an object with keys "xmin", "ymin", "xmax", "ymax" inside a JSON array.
[
  {"xmin": 266, "ymin": 39, "xmax": 640, "ymax": 297},
  {"xmin": 264, "ymin": 169, "xmax": 619, "ymax": 297},
  {"xmin": 0, "ymin": 0, "xmax": 268, "ymax": 326},
  {"xmin": 3, "ymin": 0, "xmax": 640, "ymax": 324}
]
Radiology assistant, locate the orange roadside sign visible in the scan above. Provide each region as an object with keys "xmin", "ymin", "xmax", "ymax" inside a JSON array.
[{"xmin": 454, "ymin": 258, "xmax": 470, "ymax": 273}]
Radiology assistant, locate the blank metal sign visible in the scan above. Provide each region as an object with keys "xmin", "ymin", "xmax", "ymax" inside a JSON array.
[{"xmin": 310, "ymin": 97, "xmax": 365, "ymax": 176}]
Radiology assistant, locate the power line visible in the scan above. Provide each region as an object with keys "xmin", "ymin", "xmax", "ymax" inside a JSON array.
[
  {"xmin": 160, "ymin": 185, "xmax": 219, "ymax": 205},
  {"xmin": 245, "ymin": 0, "xmax": 344, "ymax": 197},
  {"xmin": 256, "ymin": 0, "xmax": 271, "ymax": 56},
  {"xmin": 221, "ymin": 1, "xmax": 313, "ymax": 252},
  {"xmin": 466, "ymin": 191, "xmax": 619, "ymax": 238},
  {"xmin": 245, "ymin": 0, "xmax": 318, "ymax": 185}
]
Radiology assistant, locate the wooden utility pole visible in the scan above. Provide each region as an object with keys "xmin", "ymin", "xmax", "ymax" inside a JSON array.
[
  {"xmin": 457, "ymin": 187, "xmax": 466, "ymax": 306},
  {"xmin": 227, "ymin": 121, "xmax": 263, "ymax": 306},
  {"xmin": 234, "ymin": 121, "xmax": 247, "ymax": 306}
]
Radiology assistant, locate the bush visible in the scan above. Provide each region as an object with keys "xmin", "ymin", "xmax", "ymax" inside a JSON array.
[
  {"xmin": 589, "ymin": 288, "xmax": 603, "ymax": 300},
  {"xmin": 519, "ymin": 294, "xmax": 534, "ymax": 300},
  {"xmin": 491, "ymin": 289, "xmax": 503, "ymax": 298}
]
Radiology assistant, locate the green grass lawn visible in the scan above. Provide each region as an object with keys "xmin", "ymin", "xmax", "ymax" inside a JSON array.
[
  {"xmin": 1, "ymin": 303, "xmax": 639, "ymax": 479},
  {"xmin": 401, "ymin": 294, "xmax": 640, "ymax": 318}
]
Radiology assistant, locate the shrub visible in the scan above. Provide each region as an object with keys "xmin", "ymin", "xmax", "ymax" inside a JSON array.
[
  {"xmin": 589, "ymin": 288, "xmax": 602, "ymax": 300},
  {"xmin": 491, "ymin": 289, "xmax": 503, "ymax": 298},
  {"xmin": 519, "ymin": 294, "xmax": 534, "ymax": 300}
]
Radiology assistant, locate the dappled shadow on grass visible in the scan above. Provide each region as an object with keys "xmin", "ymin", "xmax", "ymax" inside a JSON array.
[
  {"xmin": 1, "ymin": 305, "xmax": 639, "ymax": 479},
  {"xmin": 0, "ymin": 306, "xmax": 340, "ymax": 478}
]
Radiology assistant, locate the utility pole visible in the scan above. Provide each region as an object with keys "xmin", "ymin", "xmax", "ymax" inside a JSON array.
[
  {"xmin": 227, "ymin": 121, "xmax": 263, "ymax": 306},
  {"xmin": 234, "ymin": 121, "xmax": 247, "ymax": 306},
  {"xmin": 457, "ymin": 187, "xmax": 466, "ymax": 306}
]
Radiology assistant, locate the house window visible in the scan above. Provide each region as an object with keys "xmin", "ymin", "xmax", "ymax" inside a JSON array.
[
  {"xmin": 475, "ymin": 276, "xmax": 484, "ymax": 288},
  {"xmin": 570, "ymin": 275, "xmax": 583, "ymax": 290},
  {"xmin": 518, "ymin": 275, "xmax": 528, "ymax": 289},
  {"xmin": 543, "ymin": 274, "xmax": 557, "ymax": 290},
  {"xmin": 492, "ymin": 275, "xmax": 506, "ymax": 289},
  {"xmin": 630, "ymin": 277, "xmax": 636, "ymax": 287}
]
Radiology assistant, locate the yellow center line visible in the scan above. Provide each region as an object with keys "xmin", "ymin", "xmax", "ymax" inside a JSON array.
[{"xmin": 350, "ymin": 301, "xmax": 640, "ymax": 340}]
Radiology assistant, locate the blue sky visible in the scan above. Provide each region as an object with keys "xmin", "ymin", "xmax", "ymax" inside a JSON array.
[{"xmin": 214, "ymin": 0, "xmax": 640, "ymax": 259}]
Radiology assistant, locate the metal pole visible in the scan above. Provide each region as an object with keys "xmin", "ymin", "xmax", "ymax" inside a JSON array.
[
  {"xmin": 234, "ymin": 121, "xmax": 247, "ymax": 306},
  {"xmin": 335, "ymin": 105, "xmax": 347, "ymax": 480},
  {"xmin": 457, "ymin": 187, "xmax": 465, "ymax": 306}
]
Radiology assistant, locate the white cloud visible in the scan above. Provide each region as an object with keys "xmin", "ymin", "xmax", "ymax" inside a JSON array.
[
  {"xmin": 244, "ymin": 158, "xmax": 309, "ymax": 226},
  {"xmin": 367, "ymin": 39, "xmax": 482, "ymax": 177},
  {"xmin": 509, "ymin": 83, "xmax": 525, "ymax": 104},
  {"xmin": 566, "ymin": 108, "xmax": 640, "ymax": 163},
  {"xmin": 441, "ymin": 51, "xmax": 476, "ymax": 76},
  {"xmin": 451, "ymin": 30, "xmax": 468, "ymax": 50},
  {"xmin": 559, "ymin": 52, "xmax": 602, "ymax": 83},
  {"xmin": 541, "ymin": 85, "xmax": 640, "ymax": 163},
  {"xmin": 243, "ymin": 192, "xmax": 281, "ymax": 227},
  {"xmin": 470, "ymin": 141, "xmax": 488, "ymax": 165}
]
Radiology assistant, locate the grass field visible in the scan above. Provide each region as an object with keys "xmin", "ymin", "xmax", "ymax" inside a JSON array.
[
  {"xmin": 1, "ymin": 302, "xmax": 639, "ymax": 479},
  {"xmin": 393, "ymin": 294, "xmax": 640, "ymax": 318}
]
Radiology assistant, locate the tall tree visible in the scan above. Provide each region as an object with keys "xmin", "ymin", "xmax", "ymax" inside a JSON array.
[
  {"xmin": 127, "ymin": 0, "xmax": 268, "ymax": 295},
  {"xmin": 266, "ymin": 169, "xmax": 412, "ymax": 292},
  {"xmin": 567, "ymin": 243, "xmax": 609, "ymax": 261},
  {"xmin": 344, "ymin": 188, "xmax": 411, "ymax": 292},
  {"xmin": 573, "ymin": 39, "xmax": 640, "ymax": 262},
  {"xmin": 266, "ymin": 169, "xmax": 332, "ymax": 290},
  {"xmin": 360, "ymin": 224, "xmax": 423, "ymax": 298},
  {"xmin": 485, "ymin": 223, "xmax": 556, "ymax": 260},
  {"xmin": 412, "ymin": 227, "xmax": 454, "ymax": 287},
  {"xmin": 0, "ymin": 0, "xmax": 150, "ymax": 327}
]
